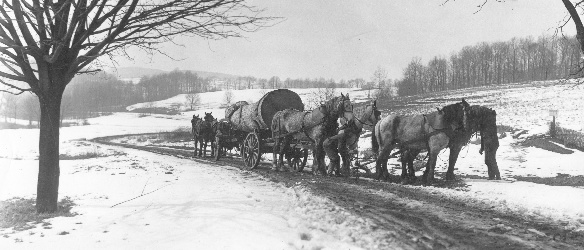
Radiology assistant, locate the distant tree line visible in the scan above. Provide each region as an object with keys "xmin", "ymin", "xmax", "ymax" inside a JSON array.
[
  {"xmin": 139, "ymin": 70, "xmax": 211, "ymax": 102},
  {"xmin": 396, "ymin": 35, "xmax": 582, "ymax": 96},
  {"xmin": 223, "ymin": 76, "xmax": 364, "ymax": 90},
  {"xmin": 64, "ymin": 73, "xmax": 142, "ymax": 118}
]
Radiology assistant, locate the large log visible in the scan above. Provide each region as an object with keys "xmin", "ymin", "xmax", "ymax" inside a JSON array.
[{"xmin": 227, "ymin": 89, "xmax": 304, "ymax": 132}]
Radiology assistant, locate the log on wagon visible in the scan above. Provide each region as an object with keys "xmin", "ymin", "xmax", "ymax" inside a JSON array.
[{"xmin": 215, "ymin": 89, "xmax": 305, "ymax": 169}]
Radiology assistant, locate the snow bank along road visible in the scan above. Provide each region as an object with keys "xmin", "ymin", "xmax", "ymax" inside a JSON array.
[
  {"xmin": 0, "ymin": 141, "xmax": 362, "ymax": 250},
  {"xmin": 93, "ymin": 135, "xmax": 584, "ymax": 250}
]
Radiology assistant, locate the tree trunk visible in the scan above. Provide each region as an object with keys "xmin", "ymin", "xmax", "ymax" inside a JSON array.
[
  {"xmin": 562, "ymin": 0, "xmax": 584, "ymax": 53},
  {"xmin": 36, "ymin": 91, "xmax": 63, "ymax": 213}
]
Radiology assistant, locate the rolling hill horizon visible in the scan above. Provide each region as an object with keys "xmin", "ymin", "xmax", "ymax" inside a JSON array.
[{"xmin": 105, "ymin": 67, "xmax": 240, "ymax": 80}]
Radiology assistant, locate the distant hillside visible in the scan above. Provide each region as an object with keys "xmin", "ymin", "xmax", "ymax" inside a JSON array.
[
  {"xmin": 190, "ymin": 70, "xmax": 239, "ymax": 79},
  {"xmin": 106, "ymin": 67, "xmax": 166, "ymax": 79},
  {"xmin": 106, "ymin": 67, "xmax": 239, "ymax": 80}
]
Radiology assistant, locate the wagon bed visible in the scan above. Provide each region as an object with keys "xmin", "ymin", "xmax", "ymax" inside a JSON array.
[{"xmin": 216, "ymin": 89, "xmax": 309, "ymax": 169}]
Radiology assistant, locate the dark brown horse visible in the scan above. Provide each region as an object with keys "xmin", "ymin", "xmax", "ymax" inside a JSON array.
[
  {"xmin": 324, "ymin": 100, "xmax": 381, "ymax": 176},
  {"xmin": 191, "ymin": 114, "xmax": 202, "ymax": 157},
  {"xmin": 372, "ymin": 100, "xmax": 470, "ymax": 184},
  {"xmin": 194, "ymin": 112, "xmax": 216, "ymax": 157},
  {"xmin": 402, "ymin": 105, "xmax": 501, "ymax": 181},
  {"xmin": 271, "ymin": 94, "xmax": 353, "ymax": 174},
  {"xmin": 214, "ymin": 119, "xmax": 244, "ymax": 161}
]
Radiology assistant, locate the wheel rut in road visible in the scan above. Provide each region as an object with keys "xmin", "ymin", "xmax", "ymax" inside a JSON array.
[{"xmin": 92, "ymin": 136, "xmax": 584, "ymax": 250}]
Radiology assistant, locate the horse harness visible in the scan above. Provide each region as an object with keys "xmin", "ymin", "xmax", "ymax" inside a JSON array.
[
  {"xmin": 387, "ymin": 114, "xmax": 457, "ymax": 159},
  {"xmin": 299, "ymin": 104, "xmax": 330, "ymax": 139},
  {"xmin": 274, "ymin": 98, "xmax": 351, "ymax": 140}
]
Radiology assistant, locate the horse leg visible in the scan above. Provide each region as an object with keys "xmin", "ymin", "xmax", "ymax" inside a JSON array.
[
  {"xmin": 400, "ymin": 150, "xmax": 409, "ymax": 184},
  {"xmin": 425, "ymin": 135, "xmax": 449, "ymax": 185},
  {"xmin": 210, "ymin": 140, "xmax": 217, "ymax": 157},
  {"xmin": 382, "ymin": 160, "xmax": 390, "ymax": 181},
  {"xmin": 407, "ymin": 149, "xmax": 420, "ymax": 182},
  {"xmin": 285, "ymin": 149, "xmax": 293, "ymax": 171},
  {"xmin": 197, "ymin": 139, "xmax": 202, "ymax": 157},
  {"xmin": 375, "ymin": 143, "xmax": 394, "ymax": 181},
  {"xmin": 485, "ymin": 146, "xmax": 501, "ymax": 180},
  {"xmin": 311, "ymin": 149, "xmax": 319, "ymax": 175},
  {"xmin": 400, "ymin": 149, "xmax": 418, "ymax": 184},
  {"xmin": 313, "ymin": 139, "xmax": 327, "ymax": 176},
  {"xmin": 446, "ymin": 144, "xmax": 463, "ymax": 180},
  {"xmin": 425, "ymin": 151, "xmax": 439, "ymax": 185},
  {"xmin": 280, "ymin": 138, "xmax": 291, "ymax": 172},
  {"xmin": 272, "ymin": 137, "xmax": 280, "ymax": 170},
  {"xmin": 193, "ymin": 135, "xmax": 198, "ymax": 157}
]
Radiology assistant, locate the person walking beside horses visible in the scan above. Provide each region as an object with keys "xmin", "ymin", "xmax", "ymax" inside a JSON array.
[
  {"xmin": 323, "ymin": 117, "xmax": 360, "ymax": 176},
  {"xmin": 323, "ymin": 100, "xmax": 381, "ymax": 177}
]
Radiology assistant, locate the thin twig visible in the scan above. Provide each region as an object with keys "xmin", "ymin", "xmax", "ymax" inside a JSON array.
[
  {"xmin": 110, "ymin": 184, "xmax": 170, "ymax": 208},
  {"xmin": 141, "ymin": 177, "xmax": 151, "ymax": 195}
]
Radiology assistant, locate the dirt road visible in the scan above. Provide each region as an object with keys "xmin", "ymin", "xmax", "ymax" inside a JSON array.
[{"xmin": 93, "ymin": 136, "xmax": 584, "ymax": 250}]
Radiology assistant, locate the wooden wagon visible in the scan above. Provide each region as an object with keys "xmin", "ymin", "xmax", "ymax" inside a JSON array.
[{"xmin": 215, "ymin": 89, "xmax": 310, "ymax": 170}]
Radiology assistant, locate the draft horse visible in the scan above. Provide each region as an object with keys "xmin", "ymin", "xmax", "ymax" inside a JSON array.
[
  {"xmin": 271, "ymin": 93, "xmax": 353, "ymax": 174},
  {"xmin": 402, "ymin": 105, "xmax": 500, "ymax": 181},
  {"xmin": 372, "ymin": 99, "xmax": 470, "ymax": 184},
  {"xmin": 323, "ymin": 100, "xmax": 381, "ymax": 176},
  {"xmin": 191, "ymin": 114, "xmax": 202, "ymax": 157},
  {"xmin": 194, "ymin": 112, "xmax": 216, "ymax": 157}
]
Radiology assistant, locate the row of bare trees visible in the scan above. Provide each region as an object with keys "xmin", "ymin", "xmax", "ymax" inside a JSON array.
[
  {"xmin": 139, "ymin": 70, "xmax": 211, "ymax": 102},
  {"xmin": 220, "ymin": 75, "xmax": 365, "ymax": 90},
  {"xmin": 397, "ymin": 35, "xmax": 581, "ymax": 96}
]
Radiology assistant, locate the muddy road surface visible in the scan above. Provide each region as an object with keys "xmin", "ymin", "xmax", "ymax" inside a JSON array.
[{"xmin": 93, "ymin": 135, "xmax": 583, "ymax": 250}]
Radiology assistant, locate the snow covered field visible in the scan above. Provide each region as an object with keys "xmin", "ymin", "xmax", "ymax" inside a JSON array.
[{"xmin": 1, "ymin": 82, "xmax": 584, "ymax": 248}]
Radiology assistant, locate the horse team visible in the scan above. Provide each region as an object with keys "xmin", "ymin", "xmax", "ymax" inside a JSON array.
[{"xmin": 191, "ymin": 90, "xmax": 501, "ymax": 185}]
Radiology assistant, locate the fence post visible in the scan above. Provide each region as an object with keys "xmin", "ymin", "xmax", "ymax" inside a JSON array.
[{"xmin": 549, "ymin": 110, "xmax": 558, "ymax": 138}]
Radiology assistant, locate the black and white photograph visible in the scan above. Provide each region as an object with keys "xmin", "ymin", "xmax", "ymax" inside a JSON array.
[{"xmin": 0, "ymin": 0, "xmax": 583, "ymax": 249}]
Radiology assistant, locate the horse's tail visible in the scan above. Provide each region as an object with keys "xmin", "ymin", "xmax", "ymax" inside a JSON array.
[
  {"xmin": 392, "ymin": 116, "xmax": 400, "ymax": 140},
  {"xmin": 372, "ymin": 115, "xmax": 399, "ymax": 154}
]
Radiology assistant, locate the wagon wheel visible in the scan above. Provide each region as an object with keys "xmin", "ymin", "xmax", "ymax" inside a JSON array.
[
  {"xmin": 214, "ymin": 135, "xmax": 221, "ymax": 161},
  {"xmin": 292, "ymin": 148, "xmax": 309, "ymax": 172},
  {"xmin": 300, "ymin": 148, "xmax": 308, "ymax": 171},
  {"xmin": 242, "ymin": 132, "xmax": 261, "ymax": 169}
]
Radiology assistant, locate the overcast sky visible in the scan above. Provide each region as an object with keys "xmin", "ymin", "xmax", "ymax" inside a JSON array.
[{"xmin": 114, "ymin": 0, "xmax": 574, "ymax": 81}]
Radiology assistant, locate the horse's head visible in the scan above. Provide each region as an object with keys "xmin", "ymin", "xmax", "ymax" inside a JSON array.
[
  {"xmin": 204, "ymin": 112, "xmax": 214, "ymax": 122},
  {"xmin": 352, "ymin": 100, "xmax": 381, "ymax": 128},
  {"xmin": 370, "ymin": 100, "xmax": 381, "ymax": 125},
  {"xmin": 335, "ymin": 93, "xmax": 353, "ymax": 121},
  {"xmin": 441, "ymin": 99, "xmax": 470, "ymax": 131},
  {"xmin": 192, "ymin": 114, "xmax": 201, "ymax": 124}
]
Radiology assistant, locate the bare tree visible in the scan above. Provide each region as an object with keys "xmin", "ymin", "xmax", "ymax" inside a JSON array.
[
  {"xmin": 372, "ymin": 66, "xmax": 388, "ymax": 99},
  {"xmin": 372, "ymin": 66, "xmax": 388, "ymax": 89},
  {"xmin": 224, "ymin": 89, "xmax": 234, "ymax": 105},
  {"xmin": 307, "ymin": 85, "xmax": 336, "ymax": 110},
  {"xmin": 3, "ymin": 93, "xmax": 18, "ymax": 123},
  {"xmin": 23, "ymin": 93, "xmax": 39, "ymax": 126},
  {"xmin": 185, "ymin": 93, "xmax": 201, "ymax": 111},
  {"xmin": 0, "ymin": 0, "xmax": 276, "ymax": 213},
  {"xmin": 0, "ymin": 93, "xmax": 7, "ymax": 122}
]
